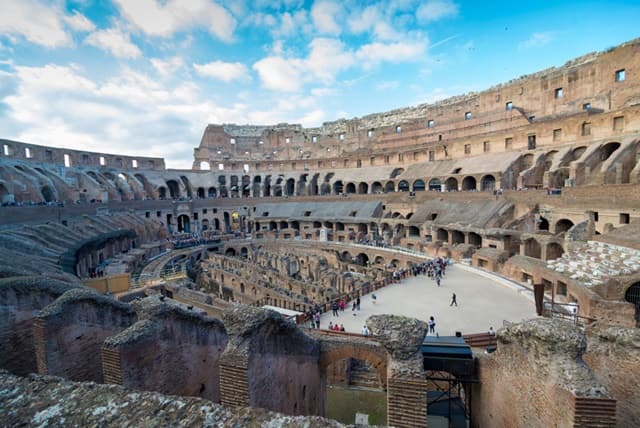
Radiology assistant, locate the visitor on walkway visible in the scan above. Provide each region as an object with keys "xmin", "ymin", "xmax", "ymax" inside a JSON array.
[
  {"xmin": 428, "ymin": 316, "xmax": 436, "ymax": 334},
  {"xmin": 340, "ymin": 324, "xmax": 345, "ymax": 332},
  {"xmin": 332, "ymin": 301, "xmax": 339, "ymax": 316},
  {"xmin": 362, "ymin": 325, "xmax": 370, "ymax": 336},
  {"xmin": 356, "ymin": 296, "xmax": 361, "ymax": 310},
  {"xmin": 372, "ymin": 293, "xmax": 377, "ymax": 304},
  {"xmin": 328, "ymin": 321, "xmax": 333, "ymax": 330},
  {"xmin": 488, "ymin": 326, "xmax": 495, "ymax": 336},
  {"xmin": 450, "ymin": 293, "xmax": 457, "ymax": 306}
]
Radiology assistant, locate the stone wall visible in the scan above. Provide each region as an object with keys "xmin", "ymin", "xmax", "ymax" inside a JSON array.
[
  {"xmin": 584, "ymin": 323, "xmax": 640, "ymax": 426},
  {"xmin": 102, "ymin": 297, "xmax": 228, "ymax": 403},
  {"xmin": 34, "ymin": 288, "xmax": 136, "ymax": 383},
  {"xmin": 0, "ymin": 277, "xmax": 80, "ymax": 375},
  {"xmin": 472, "ymin": 318, "xmax": 615, "ymax": 428}
]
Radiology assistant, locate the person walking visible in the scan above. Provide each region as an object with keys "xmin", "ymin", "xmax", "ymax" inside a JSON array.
[
  {"xmin": 450, "ymin": 293, "xmax": 457, "ymax": 306},
  {"xmin": 356, "ymin": 296, "xmax": 361, "ymax": 311},
  {"xmin": 428, "ymin": 316, "xmax": 436, "ymax": 334}
]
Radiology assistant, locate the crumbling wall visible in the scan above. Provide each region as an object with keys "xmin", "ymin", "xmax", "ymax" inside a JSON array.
[
  {"xmin": 0, "ymin": 277, "xmax": 79, "ymax": 375},
  {"xmin": 102, "ymin": 297, "xmax": 228, "ymax": 403},
  {"xmin": 220, "ymin": 305, "xmax": 323, "ymax": 416},
  {"xmin": 472, "ymin": 318, "xmax": 615, "ymax": 428},
  {"xmin": 34, "ymin": 288, "xmax": 136, "ymax": 383},
  {"xmin": 584, "ymin": 323, "xmax": 640, "ymax": 427}
]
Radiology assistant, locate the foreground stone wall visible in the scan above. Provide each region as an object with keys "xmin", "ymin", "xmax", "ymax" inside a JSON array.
[
  {"xmin": 472, "ymin": 318, "xmax": 616, "ymax": 428},
  {"xmin": 34, "ymin": 288, "xmax": 137, "ymax": 383},
  {"xmin": 584, "ymin": 323, "xmax": 640, "ymax": 427}
]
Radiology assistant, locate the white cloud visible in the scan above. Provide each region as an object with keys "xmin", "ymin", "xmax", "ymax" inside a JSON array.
[
  {"xmin": 64, "ymin": 11, "xmax": 95, "ymax": 33},
  {"xmin": 85, "ymin": 28, "xmax": 142, "ymax": 59},
  {"xmin": 0, "ymin": 0, "xmax": 70, "ymax": 47},
  {"xmin": 151, "ymin": 57, "xmax": 185, "ymax": 77},
  {"xmin": 348, "ymin": 5, "xmax": 380, "ymax": 34},
  {"xmin": 253, "ymin": 56, "xmax": 306, "ymax": 92},
  {"xmin": 376, "ymin": 80, "xmax": 399, "ymax": 90},
  {"xmin": 194, "ymin": 61, "xmax": 250, "ymax": 82},
  {"xmin": 311, "ymin": 1, "xmax": 342, "ymax": 35},
  {"xmin": 356, "ymin": 41, "xmax": 426, "ymax": 68},
  {"xmin": 113, "ymin": 0, "xmax": 236, "ymax": 41},
  {"xmin": 416, "ymin": 0, "xmax": 459, "ymax": 22},
  {"xmin": 519, "ymin": 32, "xmax": 556, "ymax": 50}
]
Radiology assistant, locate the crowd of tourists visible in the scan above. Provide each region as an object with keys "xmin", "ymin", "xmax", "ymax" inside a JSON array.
[{"xmin": 168, "ymin": 231, "xmax": 221, "ymax": 248}]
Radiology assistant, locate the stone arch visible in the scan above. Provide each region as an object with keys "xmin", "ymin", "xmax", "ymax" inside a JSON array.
[
  {"xmin": 445, "ymin": 177, "xmax": 458, "ymax": 191},
  {"xmin": 358, "ymin": 182, "xmax": 368, "ymax": 194},
  {"xmin": 539, "ymin": 217, "xmax": 549, "ymax": 231},
  {"xmin": 428, "ymin": 178, "xmax": 441, "ymax": 191},
  {"xmin": 208, "ymin": 187, "xmax": 217, "ymax": 198},
  {"xmin": 197, "ymin": 187, "xmax": 205, "ymax": 198},
  {"xmin": 158, "ymin": 186, "xmax": 167, "ymax": 199},
  {"xmin": 285, "ymin": 178, "xmax": 295, "ymax": 196},
  {"xmin": 436, "ymin": 228, "xmax": 448, "ymax": 241},
  {"xmin": 374, "ymin": 256, "xmax": 385, "ymax": 265},
  {"xmin": 240, "ymin": 247, "xmax": 248, "ymax": 258},
  {"xmin": 179, "ymin": 176, "xmax": 193, "ymax": 198},
  {"xmin": 468, "ymin": 232, "xmax": 482, "ymax": 247},
  {"xmin": 521, "ymin": 153, "xmax": 534, "ymax": 169},
  {"xmin": 340, "ymin": 250, "xmax": 352, "ymax": 262},
  {"xmin": 397, "ymin": 180, "xmax": 410, "ymax": 192},
  {"xmin": 166, "ymin": 180, "xmax": 180, "ymax": 199},
  {"xmin": 390, "ymin": 168, "xmax": 404, "ymax": 179},
  {"xmin": 408, "ymin": 226, "xmax": 420, "ymax": 237},
  {"xmin": 371, "ymin": 181, "xmax": 383, "ymax": 193},
  {"xmin": 225, "ymin": 248, "xmax": 236, "ymax": 257},
  {"xmin": 177, "ymin": 214, "xmax": 190, "ymax": 233},
  {"xmin": 384, "ymin": 181, "xmax": 395, "ymax": 193},
  {"xmin": 462, "ymin": 176, "xmax": 477, "ymax": 191},
  {"xmin": 524, "ymin": 238, "xmax": 541, "ymax": 259},
  {"xmin": 451, "ymin": 230, "xmax": 465, "ymax": 244},
  {"xmin": 546, "ymin": 242, "xmax": 564, "ymax": 260},
  {"xmin": 555, "ymin": 219, "xmax": 574, "ymax": 234},
  {"xmin": 335, "ymin": 222, "xmax": 345, "ymax": 231},
  {"xmin": 333, "ymin": 180, "xmax": 344, "ymax": 195},
  {"xmin": 355, "ymin": 253, "xmax": 369, "ymax": 265},
  {"xmin": 41, "ymin": 185, "xmax": 56, "ymax": 202},
  {"xmin": 624, "ymin": 282, "xmax": 640, "ymax": 323},
  {"xmin": 202, "ymin": 219, "xmax": 209, "ymax": 230},
  {"xmin": 242, "ymin": 175, "xmax": 251, "ymax": 197},
  {"xmin": 481, "ymin": 174, "xmax": 496, "ymax": 192},
  {"xmin": 199, "ymin": 161, "xmax": 210, "ymax": 170},
  {"xmin": 412, "ymin": 179, "xmax": 425, "ymax": 192},
  {"xmin": 600, "ymin": 142, "xmax": 621, "ymax": 161},
  {"xmin": 345, "ymin": 182, "xmax": 356, "ymax": 194},
  {"xmin": 319, "ymin": 343, "xmax": 388, "ymax": 389}
]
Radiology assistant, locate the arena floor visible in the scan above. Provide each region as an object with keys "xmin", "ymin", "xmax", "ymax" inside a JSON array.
[{"xmin": 320, "ymin": 263, "xmax": 538, "ymax": 336}]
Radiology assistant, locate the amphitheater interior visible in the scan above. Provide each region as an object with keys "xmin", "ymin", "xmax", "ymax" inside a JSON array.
[{"xmin": 1, "ymin": 38, "xmax": 640, "ymax": 428}]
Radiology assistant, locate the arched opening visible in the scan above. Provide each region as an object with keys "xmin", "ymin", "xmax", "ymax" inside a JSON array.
[
  {"xmin": 177, "ymin": 214, "xmax": 190, "ymax": 233},
  {"xmin": 384, "ymin": 181, "xmax": 395, "ymax": 193},
  {"xmin": 462, "ymin": 176, "xmax": 477, "ymax": 191},
  {"xmin": 269, "ymin": 221, "xmax": 278, "ymax": 231},
  {"xmin": 345, "ymin": 182, "xmax": 356, "ymax": 194},
  {"xmin": 358, "ymin": 182, "xmax": 369, "ymax": 194},
  {"xmin": 166, "ymin": 180, "xmax": 180, "ymax": 199},
  {"xmin": 445, "ymin": 177, "xmax": 458, "ymax": 191},
  {"xmin": 279, "ymin": 220, "xmax": 289, "ymax": 230},
  {"xmin": 230, "ymin": 176, "xmax": 239, "ymax": 198},
  {"xmin": 197, "ymin": 187, "xmax": 205, "ymax": 198},
  {"xmin": 241, "ymin": 247, "xmax": 248, "ymax": 258},
  {"xmin": 413, "ymin": 179, "xmax": 425, "ymax": 192},
  {"xmin": 480, "ymin": 175, "xmax": 496, "ymax": 192},
  {"xmin": 199, "ymin": 161, "xmax": 210, "ymax": 170},
  {"xmin": 428, "ymin": 178, "xmax": 441, "ymax": 191},
  {"xmin": 335, "ymin": 222, "xmax": 345, "ymax": 231},
  {"xmin": 285, "ymin": 178, "xmax": 295, "ymax": 196},
  {"xmin": 158, "ymin": 186, "xmax": 167, "ymax": 199},
  {"xmin": 355, "ymin": 253, "xmax": 369, "ymax": 266},
  {"xmin": 408, "ymin": 226, "xmax": 420, "ymax": 237},
  {"xmin": 208, "ymin": 187, "xmax": 217, "ymax": 198},
  {"xmin": 340, "ymin": 251, "xmax": 352, "ymax": 262},
  {"xmin": 397, "ymin": 180, "xmax": 410, "ymax": 192},
  {"xmin": 390, "ymin": 168, "xmax": 404, "ymax": 179},
  {"xmin": 202, "ymin": 219, "xmax": 209, "ymax": 231},
  {"xmin": 436, "ymin": 229, "xmax": 449, "ymax": 242},
  {"xmin": 242, "ymin": 175, "xmax": 251, "ymax": 197},
  {"xmin": 264, "ymin": 175, "xmax": 272, "ymax": 197},
  {"xmin": 333, "ymin": 180, "xmax": 344, "ymax": 195},
  {"xmin": 468, "ymin": 232, "xmax": 482, "ymax": 247},
  {"xmin": 539, "ymin": 217, "xmax": 549, "ymax": 231},
  {"xmin": 555, "ymin": 219, "xmax": 574, "ymax": 234},
  {"xmin": 240, "ymin": 283, "xmax": 245, "ymax": 293},
  {"xmin": 225, "ymin": 248, "xmax": 237, "ymax": 257},
  {"xmin": 371, "ymin": 182, "xmax": 382, "ymax": 193},
  {"xmin": 253, "ymin": 176, "xmax": 262, "ymax": 197},
  {"xmin": 600, "ymin": 142, "xmax": 621, "ymax": 161},
  {"xmin": 524, "ymin": 238, "xmax": 541, "ymax": 259},
  {"xmin": 546, "ymin": 242, "xmax": 564, "ymax": 260},
  {"xmin": 451, "ymin": 230, "xmax": 465, "ymax": 244},
  {"xmin": 180, "ymin": 176, "xmax": 193, "ymax": 198},
  {"xmin": 624, "ymin": 282, "xmax": 640, "ymax": 324},
  {"xmin": 41, "ymin": 185, "xmax": 55, "ymax": 202}
]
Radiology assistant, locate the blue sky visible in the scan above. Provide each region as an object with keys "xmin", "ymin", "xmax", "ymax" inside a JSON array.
[{"xmin": 0, "ymin": 0, "xmax": 638, "ymax": 169}]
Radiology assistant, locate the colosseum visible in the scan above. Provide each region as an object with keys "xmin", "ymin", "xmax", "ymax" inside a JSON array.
[{"xmin": 1, "ymin": 38, "xmax": 639, "ymax": 427}]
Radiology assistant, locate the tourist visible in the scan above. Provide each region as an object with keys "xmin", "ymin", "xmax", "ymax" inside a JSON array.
[
  {"xmin": 356, "ymin": 296, "xmax": 360, "ymax": 310},
  {"xmin": 450, "ymin": 293, "xmax": 457, "ymax": 307},
  {"xmin": 340, "ymin": 324, "xmax": 345, "ymax": 332},
  {"xmin": 315, "ymin": 312, "xmax": 320, "ymax": 329},
  {"xmin": 361, "ymin": 325, "xmax": 370, "ymax": 336},
  {"xmin": 328, "ymin": 321, "xmax": 333, "ymax": 331},
  {"xmin": 333, "ymin": 323, "xmax": 340, "ymax": 332},
  {"xmin": 332, "ymin": 301, "xmax": 339, "ymax": 316},
  {"xmin": 428, "ymin": 316, "xmax": 436, "ymax": 334},
  {"xmin": 372, "ymin": 293, "xmax": 377, "ymax": 304},
  {"xmin": 352, "ymin": 301, "xmax": 356, "ymax": 311},
  {"xmin": 488, "ymin": 326, "xmax": 495, "ymax": 336}
]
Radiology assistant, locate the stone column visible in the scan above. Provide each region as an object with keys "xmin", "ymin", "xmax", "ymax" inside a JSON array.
[{"xmin": 368, "ymin": 315, "xmax": 428, "ymax": 428}]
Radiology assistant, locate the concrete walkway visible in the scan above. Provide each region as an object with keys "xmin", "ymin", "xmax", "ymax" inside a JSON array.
[{"xmin": 320, "ymin": 264, "xmax": 538, "ymax": 336}]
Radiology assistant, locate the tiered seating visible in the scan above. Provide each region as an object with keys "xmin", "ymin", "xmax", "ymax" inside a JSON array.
[{"xmin": 547, "ymin": 241, "xmax": 640, "ymax": 286}]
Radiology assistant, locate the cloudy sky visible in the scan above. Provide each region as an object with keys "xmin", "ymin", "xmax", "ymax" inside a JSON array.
[{"xmin": 0, "ymin": 0, "xmax": 638, "ymax": 169}]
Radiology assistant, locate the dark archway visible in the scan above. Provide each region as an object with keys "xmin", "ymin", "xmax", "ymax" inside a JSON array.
[
  {"xmin": 436, "ymin": 229, "xmax": 448, "ymax": 242},
  {"xmin": 600, "ymin": 142, "xmax": 620, "ymax": 161},
  {"xmin": 197, "ymin": 187, "xmax": 205, "ymax": 199},
  {"xmin": 555, "ymin": 219, "xmax": 574, "ymax": 234},
  {"xmin": 41, "ymin": 185, "xmax": 55, "ymax": 202},
  {"xmin": 451, "ymin": 230, "xmax": 465, "ymax": 244},
  {"xmin": 345, "ymin": 182, "xmax": 356, "ymax": 194},
  {"xmin": 333, "ymin": 180, "xmax": 344, "ymax": 195},
  {"xmin": 546, "ymin": 242, "xmax": 564, "ymax": 260},
  {"xmin": 481, "ymin": 175, "xmax": 496, "ymax": 192},
  {"xmin": 462, "ymin": 176, "xmax": 476, "ymax": 191},
  {"xmin": 166, "ymin": 180, "xmax": 180, "ymax": 199},
  {"xmin": 445, "ymin": 177, "xmax": 458, "ymax": 191},
  {"xmin": 524, "ymin": 238, "xmax": 541, "ymax": 259},
  {"xmin": 177, "ymin": 214, "xmax": 190, "ymax": 233},
  {"xmin": 539, "ymin": 217, "xmax": 549, "ymax": 231},
  {"xmin": 427, "ymin": 178, "xmax": 440, "ymax": 191},
  {"xmin": 624, "ymin": 282, "xmax": 640, "ymax": 324},
  {"xmin": 413, "ymin": 179, "xmax": 425, "ymax": 192},
  {"xmin": 371, "ymin": 181, "xmax": 382, "ymax": 193},
  {"xmin": 208, "ymin": 187, "xmax": 217, "ymax": 198},
  {"xmin": 285, "ymin": 178, "xmax": 295, "ymax": 196},
  {"xmin": 397, "ymin": 180, "xmax": 410, "ymax": 192},
  {"xmin": 384, "ymin": 181, "xmax": 395, "ymax": 193},
  {"xmin": 358, "ymin": 182, "xmax": 369, "ymax": 194},
  {"xmin": 468, "ymin": 232, "xmax": 482, "ymax": 247}
]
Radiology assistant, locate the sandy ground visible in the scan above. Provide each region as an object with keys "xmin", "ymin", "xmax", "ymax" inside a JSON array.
[{"xmin": 319, "ymin": 263, "xmax": 538, "ymax": 336}]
